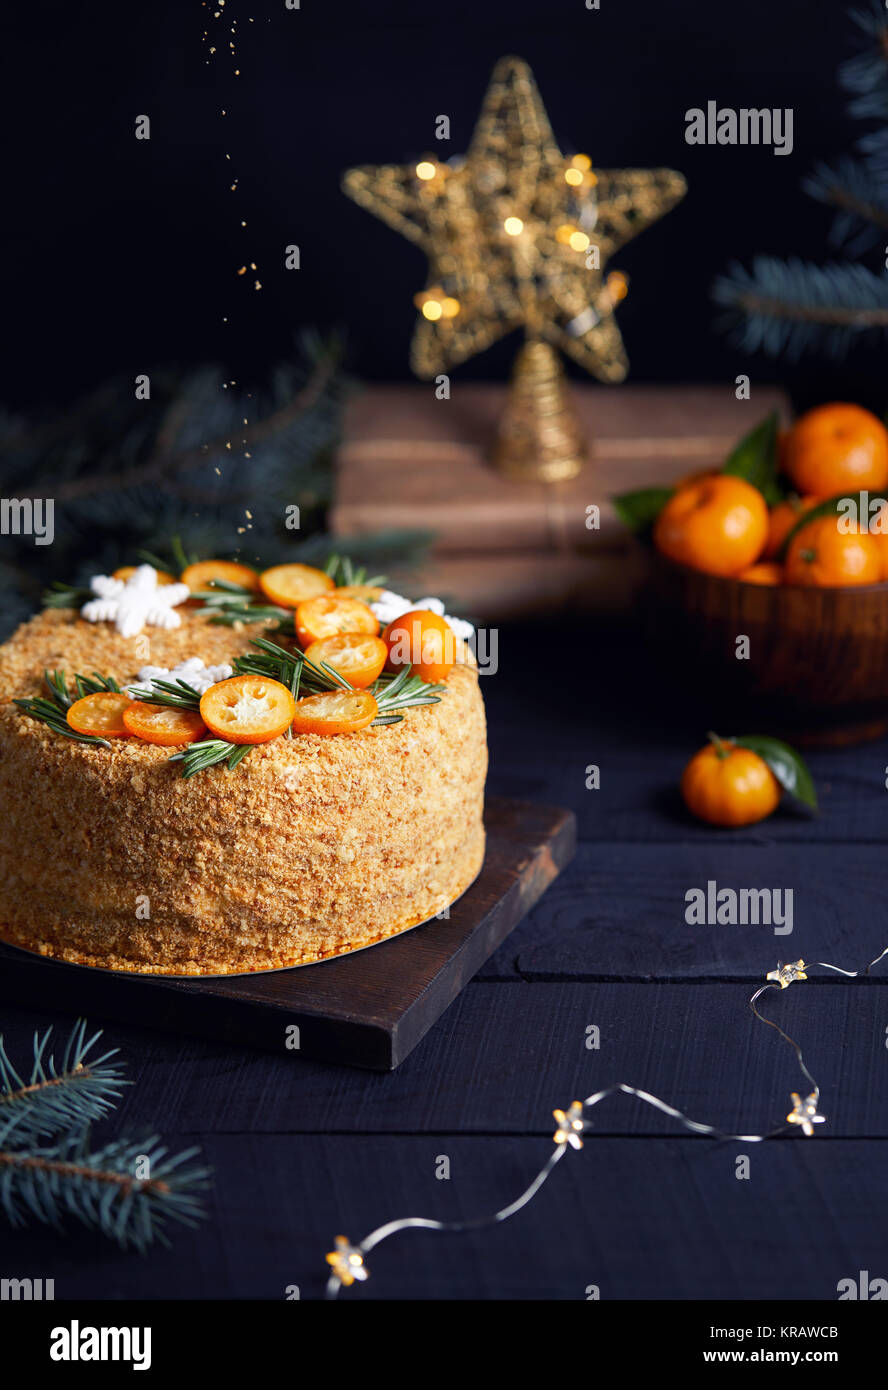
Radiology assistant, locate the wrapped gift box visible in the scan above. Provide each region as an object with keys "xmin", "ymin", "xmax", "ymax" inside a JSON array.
[{"xmin": 331, "ymin": 383, "xmax": 790, "ymax": 618}]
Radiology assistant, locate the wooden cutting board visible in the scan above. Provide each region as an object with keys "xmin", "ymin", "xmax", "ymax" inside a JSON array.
[{"xmin": 0, "ymin": 798, "xmax": 575, "ymax": 1071}]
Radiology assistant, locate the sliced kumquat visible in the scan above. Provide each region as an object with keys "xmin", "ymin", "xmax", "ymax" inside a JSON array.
[
  {"xmin": 383, "ymin": 609, "xmax": 456, "ymax": 684},
  {"xmin": 122, "ymin": 702, "xmax": 208, "ymax": 746},
  {"xmin": 199, "ymin": 675, "xmax": 296, "ymax": 744},
  {"xmin": 66, "ymin": 692, "xmax": 133, "ymax": 738},
  {"xmin": 258, "ymin": 563, "xmax": 335, "ymax": 608},
  {"xmin": 294, "ymin": 595, "xmax": 379, "ymax": 648},
  {"xmin": 334, "ymin": 584, "xmax": 386, "ymax": 602},
  {"xmin": 303, "ymin": 633, "xmax": 388, "ymax": 688},
  {"xmin": 113, "ymin": 566, "xmax": 177, "ymax": 585},
  {"xmin": 290, "ymin": 689, "xmax": 378, "ymax": 736},
  {"xmin": 181, "ymin": 560, "xmax": 260, "ymax": 592}
]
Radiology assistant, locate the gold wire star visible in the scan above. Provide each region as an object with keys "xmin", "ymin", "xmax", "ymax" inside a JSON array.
[{"xmin": 343, "ymin": 56, "xmax": 686, "ymax": 383}]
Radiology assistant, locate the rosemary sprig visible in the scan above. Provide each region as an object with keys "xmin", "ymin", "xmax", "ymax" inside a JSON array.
[
  {"xmin": 14, "ymin": 669, "xmax": 123, "ymax": 748},
  {"xmin": 41, "ymin": 581, "xmax": 91, "ymax": 610},
  {"xmin": 127, "ymin": 678, "xmax": 202, "ymax": 712},
  {"xmin": 233, "ymin": 635, "xmax": 353, "ymax": 693},
  {"xmin": 372, "ymin": 666, "xmax": 445, "ymax": 714},
  {"xmin": 234, "ymin": 637, "xmax": 445, "ymax": 723},
  {"xmin": 204, "ymin": 596, "xmax": 293, "ymax": 630},
  {"xmin": 137, "ymin": 536, "xmax": 199, "ymax": 574},
  {"xmin": 324, "ymin": 554, "xmax": 387, "ymax": 588},
  {"xmin": 168, "ymin": 740, "xmax": 254, "ymax": 778}
]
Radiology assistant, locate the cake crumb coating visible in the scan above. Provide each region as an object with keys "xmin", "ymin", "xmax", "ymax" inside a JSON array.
[{"xmin": 0, "ymin": 609, "xmax": 487, "ymax": 974}]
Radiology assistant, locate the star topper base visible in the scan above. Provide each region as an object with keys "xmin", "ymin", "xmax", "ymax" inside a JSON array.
[{"xmin": 492, "ymin": 339, "xmax": 586, "ymax": 482}]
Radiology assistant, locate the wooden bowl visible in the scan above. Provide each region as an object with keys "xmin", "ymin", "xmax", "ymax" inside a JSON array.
[{"xmin": 640, "ymin": 548, "xmax": 888, "ymax": 745}]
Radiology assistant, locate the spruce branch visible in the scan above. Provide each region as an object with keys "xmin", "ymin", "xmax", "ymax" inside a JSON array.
[
  {"xmin": 0, "ymin": 1021, "xmax": 210, "ymax": 1249},
  {"xmin": 19, "ymin": 333, "xmax": 343, "ymax": 507},
  {"xmin": 713, "ymin": 257, "xmax": 888, "ymax": 360},
  {"xmin": 714, "ymin": 2, "xmax": 888, "ymax": 357},
  {"xmin": 0, "ymin": 1133, "xmax": 210, "ymax": 1251},
  {"xmin": 0, "ymin": 1020, "xmax": 125, "ymax": 1147}
]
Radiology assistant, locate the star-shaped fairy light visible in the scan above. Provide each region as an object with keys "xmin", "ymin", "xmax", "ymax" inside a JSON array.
[
  {"xmin": 767, "ymin": 960, "xmax": 808, "ymax": 990},
  {"xmin": 325, "ymin": 1235, "xmax": 369, "ymax": 1287},
  {"xmin": 786, "ymin": 1092, "xmax": 826, "ymax": 1137},
  {"xmin": 343, "ymin": 56, "xmax": 686, "ymax": 385},
  {"xmin": 81, "ymin": 565, "xmax": 190, "ymax": 638},
  {"xmin": 553, "ymin": 1100, "xmax": 586, "ymax": 1150}
]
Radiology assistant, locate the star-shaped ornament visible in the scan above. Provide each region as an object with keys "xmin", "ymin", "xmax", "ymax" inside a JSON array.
[
  {"xmin": 81, "ymin": 565, "xmax": 190, "ymax": 638},
  {"xmin": 325, "ymin": 1235, "xmax": 369, "ymax": 1287},
  {"xmin": 787, "ymin": 1092, "xmax": 826, "ymax": 1137},
  {"xmin": 553, "ymin": 1100, "xmax": 586, "ymax": 1150},
  {"xmin": 766, "ymin": 960, "xmax": 808, "ymax": 990},
  {"xmin": 343, "ymin": 56, "xmax": 686, "ymax": 384}
]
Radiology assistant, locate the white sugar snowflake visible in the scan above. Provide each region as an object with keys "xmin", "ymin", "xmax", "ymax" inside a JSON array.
[
  {"xmin": 369, "ymin": 589, "xmax": 475, "ymax": 641},
  {"xmin": 81, "ymin": 565, "xmax": 191, "ymax": 637},
  {"xmin": 127, "ymin": 657, "xmax": 233, "ymax": 697}
]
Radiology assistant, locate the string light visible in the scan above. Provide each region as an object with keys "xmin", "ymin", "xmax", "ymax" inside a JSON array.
[
  {"xmin": 325, "ymin": 1236, "xmax": 368, "ymax": 1286},
  {"xmin": 787, "ymin": 1093, "xmax": 826, "ymax": 1136},
  {"xmin": 552, "ymin": 1101, "xmax": 585, "ymax": 1149},
  {"xmin": 413, "ymin": 287, "xmax": 461, "ymax": 321},
  {"xmin": 767, "ymin": 959, "xmax": 807, "ymax": 989},
  {"xmin": 606, "ymin": 269, "xmax": 629, "ymax": 302},
  {"xmin": 503, "ymin": 216, "xmax": 524, "ymax": 236},
  {"xmin": 324, "ymin": 940, "xmax": 888, "ymax": 1298},
  {"xmin": 415, "ymin": 161, "xmax": 437, "ymax": 180}
]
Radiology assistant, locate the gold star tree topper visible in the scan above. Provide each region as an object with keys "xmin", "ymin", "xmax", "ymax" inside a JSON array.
[{"xmin": 343, "ymin": 57, "xmax": 686, "ymax": 391}]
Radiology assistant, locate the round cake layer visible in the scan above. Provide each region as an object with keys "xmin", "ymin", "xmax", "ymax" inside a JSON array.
[{"xmin": 0, "ymin": 609, "xmax": 487, "ymax": 974}]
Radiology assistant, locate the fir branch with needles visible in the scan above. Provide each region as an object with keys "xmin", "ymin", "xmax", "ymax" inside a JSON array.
[
  {"xmin": 0, "ymin": 1020, "xmax": 125, "ymax": 1148},
  {"xmin": 0, "ymin": 1020, "xmax": 210, "ymax": 1250},
  {"xmin": 714, "ymin": 0, "xmax": 888, "ymax": 360},
  {"xmin": 15, "ymin": 669, "xmax": 123, "ymax": 748}
]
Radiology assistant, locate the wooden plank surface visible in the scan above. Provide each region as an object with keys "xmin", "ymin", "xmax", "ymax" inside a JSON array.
[
  {"xmin": 1, "ymin": 978, "xmax": 881, "ymax": 1137},
  {"xmin": 3, "ymin": 619, "xmax": 885, "ymax": 1301},
  {"xmin": 0, "ymin": 798, "xmax": 576, "ymax": 1071},
  {"xmin": 333, "ymin": 383, "xmax": 790, "ymax": 555},
  {"xmin": 2, "ymin": 1132, "xmax": 884, "ymax": 1300}
]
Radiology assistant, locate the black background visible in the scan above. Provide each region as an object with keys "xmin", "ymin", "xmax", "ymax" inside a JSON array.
[{"xmin": 3, "ymin": 0, "xmax": 882, "ymax": 413}]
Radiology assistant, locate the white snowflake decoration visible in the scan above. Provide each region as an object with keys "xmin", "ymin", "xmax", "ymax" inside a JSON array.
[
  {"xmin": 81, "ymin": 565, "xmax": 191, "ymax": 638},
  {"xmin": 369, "ymin": 590, "xmax": 475, "ymax": 641},
  {"xmin": 127, "ymin": 657, "xmax": 233, "ymax": 697}
]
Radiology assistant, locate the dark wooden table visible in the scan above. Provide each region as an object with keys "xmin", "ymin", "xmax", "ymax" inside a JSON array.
[{"xmin": 3, "ymin": 619, "xmax": 887, "ymax": 1300}]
